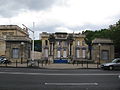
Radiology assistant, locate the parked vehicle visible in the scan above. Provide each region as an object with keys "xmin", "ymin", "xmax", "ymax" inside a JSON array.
[
  {"xmin": 0, "ymin": 56, "xmax": 11, "ymax": 64},
  {"xmin": 100, "ymin": 58, "xmax": 120, "ymax": 70}
]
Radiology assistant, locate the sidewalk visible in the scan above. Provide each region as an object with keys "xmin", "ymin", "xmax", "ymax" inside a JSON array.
[
  {"xmin": 41, "ymin": 64, "xmax": 99, "ymax": 69},
  {"xmin": 0, "ymin": 63, "xmax": 99, "ymax": 69}
]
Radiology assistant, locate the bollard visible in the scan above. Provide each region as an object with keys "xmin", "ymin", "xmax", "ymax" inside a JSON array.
[
  {"xmin": 77, "ymin": 61, "xmax": 78, "ymax": 66},
  {"xmin": 27, "ymin": 60, "xmax": 28, "ymax": 67},
  {"xmin": 45, "ymin": 60, "xmax": 48, "ymax": 66},
  {"xmin": 38, "ymin": 60, "xmax": 39, "ymax": 67},
  {"xmin": 16, "ymin": 60, "xmax": 17, "ymax": 67},
  {"xmin": 72, "ymin": 60, "xmax": 75, "ymax": 65},
  {"xmin": 42, "ymin": 60, "xmax": 43, "ymax": 67},
  {"xmin": 87, "ymin": 60, "xmax": 88, "ymax": 69},
  {"xmin": 5, "ymin": 63, "xmax": 7, "ymax": 67},
  {"xmin": 97, "ymin": 61, "xmax": 99, "ymax": 68},
  {"xmin": 81, "ymin": 60, "xmax": 83, "ymax": 67}
]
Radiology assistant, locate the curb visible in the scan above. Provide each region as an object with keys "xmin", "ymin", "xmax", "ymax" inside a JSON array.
[{"xmin": 39, "ymin": 67, "xmax": 100, "ymax": 70}]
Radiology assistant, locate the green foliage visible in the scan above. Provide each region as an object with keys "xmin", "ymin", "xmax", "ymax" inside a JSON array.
[
  {"xmin": 82, "ymin": 30, "xmax": 95, "ymax": 45},
  {"xmin": 83, "ymin": 19, "xmax": 120, "ymax": 57}
]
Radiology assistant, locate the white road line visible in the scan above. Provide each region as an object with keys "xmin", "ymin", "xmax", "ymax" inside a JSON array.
[
  {"xmin": 119, "ymin": 75, "xmax": 120, "ymax": 79},
  {"xmin": 45, "ymin": 83, "xmax": 98, "ymax": 86},
  {"xmin": 0, "ymin": 72, "xmax": 120, "ymax": 76}
]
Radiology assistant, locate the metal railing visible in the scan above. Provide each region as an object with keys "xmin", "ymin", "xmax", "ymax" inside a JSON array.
[{"xmin": 0, "ymin": 59, "xmax": 100, "ymax": 69}]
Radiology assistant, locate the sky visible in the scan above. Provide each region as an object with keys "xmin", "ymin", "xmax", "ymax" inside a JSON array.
[{"xmin": 0, "ymin": 0, "xmax": 120, "ymax": 39}]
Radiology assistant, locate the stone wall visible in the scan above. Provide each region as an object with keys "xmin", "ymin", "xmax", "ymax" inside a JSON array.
[
  {"xmin": 0, "ymin": 25, "xmax": 31, "ymax": 62},
  {"xmin": 0, "ymin": 40, "xmax": 6, "ymax": 56},
  {"xmin": 92, "ymin": 38, "xmax": 114, "ymax": 63},
  {"xmin": 34, "ymin": 51, "xmax": 42, "ymax": 60}
]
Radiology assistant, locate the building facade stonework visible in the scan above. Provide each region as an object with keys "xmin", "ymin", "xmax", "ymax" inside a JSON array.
[
  {"xmin": 0, "ymin": 25, "xmax": 31, "ymax": 62},
  {"xmin": 92, "ymin": 38, "xmax": 114, "ymax": 64},
  {"xmin": 0, "ymin": 25, "xmax": 115, "ymax": 64},
  {"xmin": 40, "ymin": 32, "xmax": 88, "ymax": 63}
]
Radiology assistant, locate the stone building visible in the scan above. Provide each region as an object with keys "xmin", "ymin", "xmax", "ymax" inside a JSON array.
[
  {"xmin": 40, "ymin": 32, "xmax": 88, "ymax": 63},
  {"xmin": 92, "ymin": 38, "xmax": 114, "ymax": 64},
  {"xmin": 0, "ymin": 25, "xmax": 31, "ymax": 63}
]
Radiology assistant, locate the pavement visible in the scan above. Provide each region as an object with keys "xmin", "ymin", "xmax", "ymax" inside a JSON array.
[
  {"xmin": 0, "ymin": 63, "xmax": 99, "ymax": 69},
  {"xmin": 41, "ymin": 63, "xmax": 99, "ymax": 69}
]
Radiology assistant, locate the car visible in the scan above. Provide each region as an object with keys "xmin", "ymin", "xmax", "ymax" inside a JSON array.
[
  {"xmin": 0, "ymin": 56, "xmax": 11, "ymax": 64},
  {"xmin": 100, "ymin": 58, "xmax": 120, "ymax": 70}
]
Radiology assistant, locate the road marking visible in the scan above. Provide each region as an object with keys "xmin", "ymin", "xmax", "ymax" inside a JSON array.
[
  {"xmin": 45, "ymin": 83, "xmax": 98, "ymax": 86},
  {"xmin": 0, "ymin": 72, "xmax": 120, "ymax": 76},
  {"xmin": 119, "ymin": 75, "xmax": 120, "ymax": 79}
]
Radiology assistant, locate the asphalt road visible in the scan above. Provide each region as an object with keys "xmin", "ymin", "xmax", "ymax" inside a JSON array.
[{"xmin": 0, "ymin": 68, "xmax": 120, "ymax": 90}]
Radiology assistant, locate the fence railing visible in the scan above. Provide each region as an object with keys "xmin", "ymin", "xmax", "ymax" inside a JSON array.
[{"xmin": 0, "ymin": 60, "xmax": 100, "ymax": 69}]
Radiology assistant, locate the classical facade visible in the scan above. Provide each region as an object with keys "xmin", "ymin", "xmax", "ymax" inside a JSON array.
[
  {"xmin": 92, "ymin": 38, "xmax": 114, "ymax": 64},
  {"xmin": 40, "ymin": 32, "xmax": 88, "ymax": 63},
  {"xmin": 0, "ymin": 25, "xmax": 31, "ymax": 63}
]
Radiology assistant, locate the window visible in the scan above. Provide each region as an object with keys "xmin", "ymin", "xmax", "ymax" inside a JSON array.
[
  {"xmin": 101, "ymin": 50, "xmax": 109, "ymax": 60},
  {"xmin": 116, "ymin": 60, "xmax": 120, "ymax": 63},
  {"xmin": 76, "ymin": 49, "xmax": 80, "ymax": 58},
  {"xmin": 45, "ymin": 40, "xmax": 48, "ymax": 45},
  {"xmin": 12, "ymin": 48, "xmax": 19, "ymax": 58},
  {"xmin": 57, "ymin": 41, "xmax": 61, "ymax": 46},
  {"xmin": 57, "ymin": 50, "xmax": 61, "ymax": 58},
  {"xmin": 77, "ymin": 41, "xmax": 80, "ymax": 46},
  {"xmin": 63, "ymin": 49, "xmax": 67, "ymax": 58},
  {"xmin": 64, "ymin": 42, "xmax": 67, "ymax": 46},
  {"xmin": 82, "ymin": 50, "xmax": 86, "ymax": 58}
]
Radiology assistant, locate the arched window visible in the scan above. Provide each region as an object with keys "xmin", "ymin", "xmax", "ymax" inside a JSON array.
[
  {"xmin": 77, "ymin": 41, "xmax": 80, "ymax": 46},
  {"xmin": 76, "ymin": 48, "xmax": 80, "ymax": 58},
  {"xmin": 63, "ymin": 49, "xmax": 67, "ymax": 58},
  {"xmin": 57, "ymin": 50, "xmax": 61, "ymax": 58},
  {"xmin": 57, "ymin": 48, "xmax": 61, "ymax": 58},
  {"xmin": 82, "ymin": 49, "xmax": 86, "ymax": 58}
]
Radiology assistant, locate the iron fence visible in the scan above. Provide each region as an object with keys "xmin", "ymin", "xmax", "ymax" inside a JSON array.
[{"xmin": 0, "ymin": 60, "xmax": 100, "ymax": 69}]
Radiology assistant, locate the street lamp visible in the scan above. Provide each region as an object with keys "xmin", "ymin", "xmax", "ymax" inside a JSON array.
[
  {"xmin": 21, "ymin": 42, "xmax": 24, "ymax": 64},
  {"xmin": 22, "ymin": 24, "xmax": 34, "ymax": 61},
  {"xmin": 98, "ymin": 43, "xmax": 101, "ymax": 65}
]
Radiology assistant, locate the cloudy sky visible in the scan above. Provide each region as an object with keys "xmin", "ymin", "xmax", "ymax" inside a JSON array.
[{"xmin": 0, "ymin": 0, "xmax": 120, "ymax": 39}]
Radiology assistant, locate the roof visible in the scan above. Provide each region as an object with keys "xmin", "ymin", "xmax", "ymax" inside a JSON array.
[
  {"xmin": 55, "ymin": 32, "xmax": 67, "ymax": 35},
  {"xmin": 0, "ymin": 25, "xmax": 29, "ymax": 35},
  {"xmin": 92, "ymin": 38, "xmax": 113, "ymax": 44},
  {"xmin": 5, "ymin": 36, "xmax": 31, "ymax": 42}
]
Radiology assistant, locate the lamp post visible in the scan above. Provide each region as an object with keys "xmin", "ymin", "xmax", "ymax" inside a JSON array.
[
  {"xmin": 21, "ymin": 42, "xmax": 24, "ymax": 64},
  {"xmin": 22, "ymin": 24, "xmax": 34, "ymax": 61},
  {"xmin": 98, "ymin": 43, "xmax": 101, "ymax": 65}
]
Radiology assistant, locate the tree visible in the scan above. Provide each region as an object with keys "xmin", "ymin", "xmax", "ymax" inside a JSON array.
[
  {"xmin": 82, "ymin": 30, "xmax": 95, "ymax": 59},
  {"xmin": 83, "ymin": 19, "xmax": 120, "ymax": 58}
]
